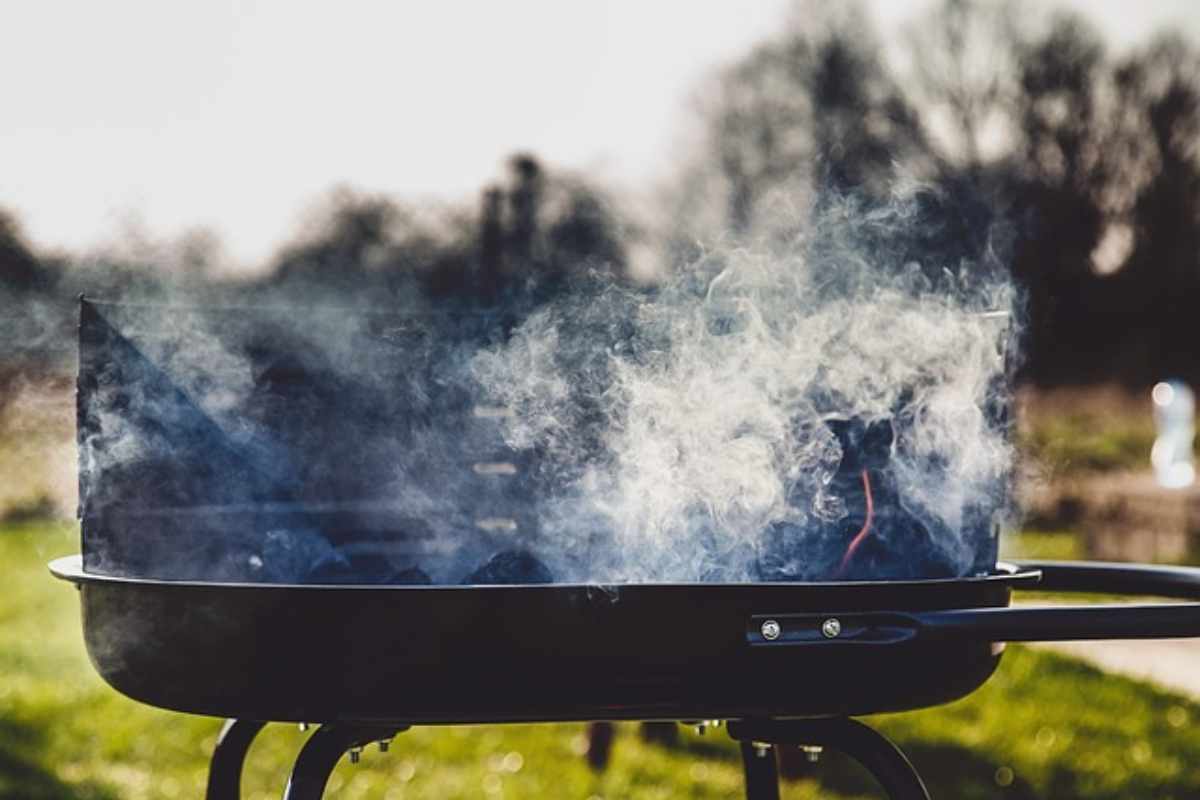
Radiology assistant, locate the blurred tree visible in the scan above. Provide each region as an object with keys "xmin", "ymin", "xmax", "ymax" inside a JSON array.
[
  {"xmin": 268, "ymin": 188, "xmax": 443, "ymax": 302},
  {"xmin": 1005, "ymin": 13, "xmax": 1113, "ymax": 381},
  {"xmin": 507, "ymin": 154, "xmax": 544, "ymax": 266},
  {"xmin": 481, "ymin": 154, "xmax": 629, "ymax": 306},
  {"xmin": 690, "ymin": 2, "xmax": 929, "ymax": 239},
  {"xmin": 1003, "ymin": 17, "xmax": 1200, "ymax": 382},
  {"xmin": 0, "ymin": 211, "xmax": 75, "ymax": 401},
  {"xmin": 478, "ymin": 186, "xmax": 505, "ymax": 299},
  {"xmin": 171, "ymin": 228, "xmax": 225, "ymax": 280},
  {"xmin": 904, "ymin": 0, "xmax": 1018, "ymax": 176},
  {"xmin": 262, "ymin": 156, "xmax": 628, "ymax": 312},
  {"xmin": 686, "ymin": 0, "xmax": 1200, "ymax": 384},
  {"xmin": 272, "ymin": 189, "xmax": 402, "ymax": 286},
  {"xmin": 0, "ymin": 209, "xmax": 53, "ymax": 293},
  {"xmin": 1109, "ymin": 34, "xmax": 1200, "ymax": 379}
]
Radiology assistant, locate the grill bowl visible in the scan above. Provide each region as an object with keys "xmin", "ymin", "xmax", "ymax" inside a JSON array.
[{"xmin": 51, "ymin": 556, "xmax": 1034, "ymax": 723}]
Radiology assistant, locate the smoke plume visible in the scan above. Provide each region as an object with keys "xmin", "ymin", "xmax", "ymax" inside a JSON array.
[
  {"xmin": 470, "ymin": 185, "xmax": 1017, "ymax": 582},
  {"xmin": 78, "ymin": 183, "xmax": 1019, "ymax": 584}
]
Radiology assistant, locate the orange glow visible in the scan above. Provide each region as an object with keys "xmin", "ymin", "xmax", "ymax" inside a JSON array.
[{"xmin": 836, "ymin": 469, "xmax": 874, "ymax": 577}]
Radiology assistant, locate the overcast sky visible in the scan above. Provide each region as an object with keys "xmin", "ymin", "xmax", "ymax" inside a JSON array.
[{"xmin": 2, "ymin": 0, "xmax": 1198, "ymax": 270}]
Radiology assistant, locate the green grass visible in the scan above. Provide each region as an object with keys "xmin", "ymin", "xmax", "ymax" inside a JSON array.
[
  {"xmin": 1000, "ymin": 531, "xmax": 1081, "ymax": 562},
  {"xmin": 5, "ymin": 519, "xmax": 1200, "ymax": 799},
  {"xmin": 1015, "ymin": 387, "xmax": 1200, "ymax": 477},
  {"xmin": 1020, "ymin": 414, "xmax": 1158, "ymax": 475}
]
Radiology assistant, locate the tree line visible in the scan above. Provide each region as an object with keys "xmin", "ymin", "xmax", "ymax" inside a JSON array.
[{"xmin": 3, "ymin": 0, "xmax": 1199, "ymax": 387}]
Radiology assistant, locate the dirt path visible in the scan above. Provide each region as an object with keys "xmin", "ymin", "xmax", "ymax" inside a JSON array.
[{"xmin": 1033, "ymin": 639, "xmax": 1200, "ymax": 700}]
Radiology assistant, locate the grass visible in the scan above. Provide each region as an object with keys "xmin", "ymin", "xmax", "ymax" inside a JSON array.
[
  {"xmin": 1, "ymin": 520, "xmax": 1197, "ymax": 799},
  {"xmin": 1015, "ymin": 385, "xmax": 1198, "ymax": 477},
  {"xmin": 1000, "ymin": 531, "xmax": 1081, "ymax": 562},
  {"xmin": 1019, "ymin": 414, "xmax": 1157, "ymax": 475}
]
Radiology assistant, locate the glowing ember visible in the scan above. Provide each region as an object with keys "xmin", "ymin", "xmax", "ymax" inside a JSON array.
[{"xmin": 836, "ymin": 469, "xmax": 875, "ymax": 577}]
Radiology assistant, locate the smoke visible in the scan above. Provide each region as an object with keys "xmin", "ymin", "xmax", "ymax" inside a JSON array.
[
  {"xmin": 77, "ymin": 183, "xmax": 1019, "ymax": 585},
  {"xmin": 471, "ymin": 184, "xmax": 1018, "ymax": 582}
]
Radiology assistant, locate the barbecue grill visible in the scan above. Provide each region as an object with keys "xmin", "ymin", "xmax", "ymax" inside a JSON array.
[{"xmin": 52, "ymin": 298, "xmax": 1200, "ymax": 799}]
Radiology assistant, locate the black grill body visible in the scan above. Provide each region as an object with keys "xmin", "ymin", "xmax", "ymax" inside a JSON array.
[{"xmin": 54, "ymin": 556, "xmax": 1028, "ymax": 723}]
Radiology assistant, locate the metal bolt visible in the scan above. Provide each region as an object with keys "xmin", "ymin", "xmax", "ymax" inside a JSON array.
[
  {"xmin": 821, "ymin": 618, "xmax": 842, "ymax": 639},
  {"xmin": 379, "ymin": 740, "xmax": 390, "ymax": 753},
  {"xmin": 753, "ymin": 742, "xmax": 772, "ymax": 758},
  {"xmin": 802, "ymin": 745, "xmax": 823, "ymax": 763},
  {"xmin": 298, "ymin": 723, "xmax": 309, "ymax": 732},
  {"xmin": 349, "ymin": 747, "xmax": 362, "ymax": 764},
  {"xmin": 761, "ymin": 619, "xmax": 782, "ymax": 640},
  {"xmin": 695, "ymin": 724, "xmax": 706, "ymax": 735}
]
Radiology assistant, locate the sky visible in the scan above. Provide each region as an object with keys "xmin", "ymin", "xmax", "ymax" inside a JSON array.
[{"xmin": 2, "ymin": 0, "xmax": 1198, "ymax": 271}]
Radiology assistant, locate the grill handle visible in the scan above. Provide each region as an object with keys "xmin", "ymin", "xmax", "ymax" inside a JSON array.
[
  {"xmin": 749, "ymin": 561, "xmax": 1200, "ymax": 646},
  {"xmin": 911, "ymin": 602, "xmax": 1200, "ymax": 642},
  {"xmin": 916, "ymin": 559, "xmax": 1200, "ymax": 642},
  {"xmin": 1016, "ymin": 559, "xmax": 1200, "ymax": 600}
]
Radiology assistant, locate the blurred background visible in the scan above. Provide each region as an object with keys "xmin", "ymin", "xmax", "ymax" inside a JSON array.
[{"xmin": 3, "ymin": 0, "xmax": 1200, "ymax": 797}]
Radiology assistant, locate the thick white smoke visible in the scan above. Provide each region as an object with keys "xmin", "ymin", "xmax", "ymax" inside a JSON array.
[
  {"xmin": 76, "ymin": 184, "xmax": 1018, "ymax": 586},
  {"xmin": 471, "ymin": 186, "xmax": 1018, "ymax": 582}
]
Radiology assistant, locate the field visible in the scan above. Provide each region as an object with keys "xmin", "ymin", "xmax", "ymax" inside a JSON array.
[{"xmin": 0, "ymin": 519, "xmax": 1197, "ymax": 800}]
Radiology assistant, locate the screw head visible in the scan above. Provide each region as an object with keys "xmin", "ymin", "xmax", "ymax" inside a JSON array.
[
  {"xmin": 760, "ymin": 619, "xmax": 782, "ymax": 640},
  {"xmin": 821, "ymin": 618, "xmax": 842, "ymax": 639}
]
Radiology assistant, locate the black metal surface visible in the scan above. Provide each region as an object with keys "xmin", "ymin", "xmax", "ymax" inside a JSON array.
[
  {"xmin": 745, "ymin": 560, "xmax": 1200, "ymax": 650},
  {"xmin": 282, "ymin": 724, "xmax": 404, "ymax": 800},
  {"xmin": 50, "ymin": 555, "xmax": 1025, "ymax": 722},
  {"xmin": 912, "ymin": 603, "xmax": 1200, "ymax": 641},
  {"xmin": 729, "ymin": 718, "xmax": 930, "ymax": 800},
  {"xmin": 206, "ymin": 719, "xmax": 266, "ymax": 800},
  {"xmin": 49, "ymin": 556, "xmax": 1200, "ymax": 723},
  {"xmin": 1018, "ymin": 559, "xmax": 1200, "ymax": 598},
  {"xmin": 748, "ymin": 604, "xmax": 1200, "ymax": 647},
  {"xmin": 739, "ymin": 741, "xmax": 781, "ymax": 800}
]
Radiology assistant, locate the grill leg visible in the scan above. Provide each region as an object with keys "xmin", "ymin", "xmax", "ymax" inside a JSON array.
[
  {"xmin": 282, "ymin": 724, "xmax": 407, "ymax": 800},
  {"xmin": 739, "ymin": 740, "xmax": 781, "ymax": 800},
  {"xmin": 205, "ymin": 719, "xmax": 266, "ymax": 800},
  {"xmin": 728, "ymin": 718, "xmax": 930, "ymax": 800}
]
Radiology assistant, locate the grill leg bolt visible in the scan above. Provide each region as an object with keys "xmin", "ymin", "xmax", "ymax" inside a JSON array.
[
  {"xmin": 802, "ymin": 745, "xmax": 823, "ymax": 763},
  {"xmin": 349, "ymin": 747, "xmax": 362, "ymax": 764},
  {"xmin": 298, "ymin": 723, "xmax": 309, "ymax": 732},
  {"xmin": 753, "ymin": 742, "xmax": 772, "ymax": 758},
  {"xmin": 378, "ymin": 740, "xmax": 390, "ymax": 753}
]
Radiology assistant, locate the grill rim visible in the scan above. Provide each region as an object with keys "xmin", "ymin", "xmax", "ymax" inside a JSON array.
[{"xmin": 49, "ymin": 554, "xmax": 1038, "ymax": 591}]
